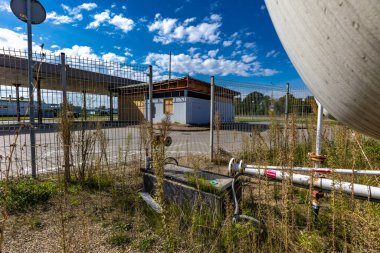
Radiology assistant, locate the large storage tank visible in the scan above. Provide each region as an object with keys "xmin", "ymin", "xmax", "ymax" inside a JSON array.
[{"xmin": 265, "ymin": 0, "xmax": 380, "ymax": 139}]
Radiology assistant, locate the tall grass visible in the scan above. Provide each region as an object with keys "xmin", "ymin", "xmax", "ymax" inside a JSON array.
[{"xmin": 1, "ymin": 107, "xmax": 379, "ymax": 252}]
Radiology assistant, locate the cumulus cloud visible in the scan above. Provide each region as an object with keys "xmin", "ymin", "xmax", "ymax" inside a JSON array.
[
  {"xmin": 109, "ymin": 14, "xmax": 135, "ymax": 32},
  {"xmin": 86, "ymin": 10, "xmax": 111, "ymax": 29},
  {"xmin": 101, "ymin": 52, "xmax": 126, "ymax": 63},
  {"xmin": 223, "ymin": 40, "xmax": 233, "ymax": 47},
  {"xmin": 61, "ymin": 3, "xmax": 97, "ymax": 15},
  {"xmin": 241, "ymin": 54, "xmax": 257, "ymax": 63},
  {"xmin": 0, "ymin": 0, "xmax": 11, "ymax": 13},
  {"xmin": 148, "ymin": 13, "xmax": 222, "ymax": 44},
  {"xmin": 208, "ymin": 49, "xmax": 219, "ymax": 58},
  {"xmin": 144, "ymin": 52, "xmax": 278, "ymax": 77},
  {"xmin": 46, "ymin": 11, "xmax": 76, "ymax": 24},
  {"xmin": 0, "ymin": 28, "xmax": 28, "ymax": 51},
  {"xmin": 47, "ymin": 3, "xmax": 97, "ymax": 25},
  {"xmin": 86, "ymin": 10, "xmax": 134, "ymax": 33}
]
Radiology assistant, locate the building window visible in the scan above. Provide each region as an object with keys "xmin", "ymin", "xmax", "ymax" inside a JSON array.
[{"xmin": 164, "ymin": 98, "xmax": 173, "ymax": 114}]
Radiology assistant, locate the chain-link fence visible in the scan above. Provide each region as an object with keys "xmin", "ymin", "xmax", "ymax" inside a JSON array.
[
  {"xmin": 1, "ymin": 47, "xmax": 314, "ymax": 178},
  {"xmin": 211, "ymin": 77, "xmax": 313, "ymax": 159},
  {"xmin": 0, "ymin": 48, "xmax": 151, "ymax": 179}
]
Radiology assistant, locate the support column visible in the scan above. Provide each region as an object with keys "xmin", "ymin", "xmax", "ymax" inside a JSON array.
[
  {"xmin": 109, "ymin": 91, "xmax": 113, "ymax": 121},
  {"xmin": 14, "ymin": 84, "xmax": 21, "ymax": 122},
  {"xmin": 210, "ymin": 76, "xmax": 215, "ymax": 161},
  {"xmin": 37, "ymin": 79, "xmax": 42, "ymax": 124},
  {"xmin": 82, "ymin": 90, "xmax": 87, "ymax": 120}
]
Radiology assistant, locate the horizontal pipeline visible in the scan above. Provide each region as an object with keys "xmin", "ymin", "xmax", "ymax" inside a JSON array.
[
  {"xmin": 244, "ymin": 165, "xmax": 380, "ymax": 176},
  {"xmin": 228, "ymin": 159, "xmax": 380, "ymax": 202}
]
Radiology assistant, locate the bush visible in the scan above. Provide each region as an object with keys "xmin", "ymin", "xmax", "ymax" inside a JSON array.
[{"xmin": 0, "ymin": 177, "xmax": 58, "ymax": 213}]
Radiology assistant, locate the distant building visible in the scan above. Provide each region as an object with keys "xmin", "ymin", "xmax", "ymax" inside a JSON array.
[
  {"xmin": 0, "ymin": 96, "xmax": 59, "ymax": 118},
  {"xmin": 117, "ymin": 76, "xmax": 239, "ymax": 125}
]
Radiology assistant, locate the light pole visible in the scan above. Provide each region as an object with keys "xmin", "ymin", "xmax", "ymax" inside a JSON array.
[{"xmin": 11, "ymin": 0, "xmax": 46, "ymax": 178}]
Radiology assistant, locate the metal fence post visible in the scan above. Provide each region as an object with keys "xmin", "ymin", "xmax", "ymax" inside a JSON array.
[
  {"xmin": 210, "ymin": 76, "xmax": 215, "ymax": 161},
  {"xmin": 148, "ymin": 65, "xmax": 153, "ymax": 128},
  {"xmin": 27, "ymin": 0, "xmax": 37, "ymax": 178},
  {"xmin": 109, "ymin": 91, "xmax": 113, "ymax": 121},
  {"xmin": 285, "ymin": 82, "xmax": 289, "ymax": 121},
  {"xmin": 60, "ymin": 53, "xmax": 70, "ymax": 183}
]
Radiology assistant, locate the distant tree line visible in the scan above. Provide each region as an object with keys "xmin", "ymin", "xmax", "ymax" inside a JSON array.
[{"xmin": 234, "ymin": 91, "xmax": 316, "ymax": 116}]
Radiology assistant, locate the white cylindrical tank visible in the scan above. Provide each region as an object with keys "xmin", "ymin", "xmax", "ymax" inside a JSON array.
[{"xmin": 265, "ymin": 0, "xmax": 380, "ymax": 139}]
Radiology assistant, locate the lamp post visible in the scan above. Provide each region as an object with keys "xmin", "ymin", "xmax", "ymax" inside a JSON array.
[{"xmin": 11, "ymin": 0, "xmax": 46, "ymax": 178}]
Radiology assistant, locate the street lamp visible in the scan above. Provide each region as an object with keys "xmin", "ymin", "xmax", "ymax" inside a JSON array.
[{"xmin": 11, "ymin": 0, "xmax": 46, "ymax": 178}]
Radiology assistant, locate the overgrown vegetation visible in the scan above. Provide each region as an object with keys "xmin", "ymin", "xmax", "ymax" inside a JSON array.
[{"xmin": 1, "ymin": 108, "xmax": 379, "ymax": 252}]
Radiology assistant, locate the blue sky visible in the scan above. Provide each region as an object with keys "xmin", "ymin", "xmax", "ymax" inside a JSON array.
[{"xmin": 0, "ymin": 0, "xmax": 306, "ymax": 88}]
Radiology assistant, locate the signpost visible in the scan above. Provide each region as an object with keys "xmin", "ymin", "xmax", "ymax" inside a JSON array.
[{"xmin": 11, "ymin": 0, "xmax": 46, "ymax": 178}]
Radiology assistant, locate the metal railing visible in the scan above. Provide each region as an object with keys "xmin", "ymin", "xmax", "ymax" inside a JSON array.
[{"xmin": 0, "ymin": 48, "xmax": 151, "ymax": 179}]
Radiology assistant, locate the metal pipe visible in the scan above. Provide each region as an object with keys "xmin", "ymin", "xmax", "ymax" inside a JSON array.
[
  {"xmin": 27, "ymin": 0, "xmax": 36, "ymax": 178},
  {"xmin": 228, "ymin": 159, "xmax": 380, "ymax": 202},
  {"xmin": 315, "ymin": 99, "xmax": 323, "ymax": 168},
  {"xmin": 209, "ymin": 76, "xmax": 215, "ymax": 161},
  {"xmin": 244, "ymin": 165, "xmax": 380, "ymax": 176}
]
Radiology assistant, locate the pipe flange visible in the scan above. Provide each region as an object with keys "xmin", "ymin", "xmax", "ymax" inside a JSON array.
[{"xmin": 228, "ymin": 158, "xmax": 236, "ymax": 176}]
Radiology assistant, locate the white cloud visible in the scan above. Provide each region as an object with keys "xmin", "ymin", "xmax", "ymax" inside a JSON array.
[
  {"xmin": 266, "ymin": 50, "xmax": 280, "ymax": 58},
  {"xmin": 187, "ymin": 47, "xmax": 198, "ymax": 55},
  {"xmin": 59, "ymin": 45, "xmax": 99, "ymax": 59},
  {"xmin": 208, "ymin": 49, "xmax": 219, "ymax": 58},
  {"xmin": 102, "ymin": 52, "xmax": 126, "ymax": 63},
  {"xmin": 47, "ymin": 3, "xmax": 97, "ymax": 25},
  {"xmin": 87, "ymin": 10, "xmax": 134, "ymax": 33},
  {"xmin": 175, "ymin": 6, "xmax": 183, "ymax": 13},
  {"xmin": 235, "ymin": 40, "xmax": 242, "ymax": 48},
  {"xmin": 144, "ymin": 52, "xmax": 278, "ymax": 77},
  {"xmin": 122, "ymin": 6, "xmax": 127, "ymax": 10},
  {"xmin": 86, "ymin": 10, "xmax": 111, "ymax": 29},
  {"xmin": 46, "ymin": 11, "xmax": 75, "ymax": 24},
  {"xmin": 209, "ymin": 14, "xmax": 222, "ymax": 22},
  {"xmin": 124, "ymin": 48, "xmax": 133, "ymax": 57},
  {"xmin": 148, "ymin": 14, "xmax": 222, "ymax": 44},
  {"xmin": 241, "ymin": 54, "xmax": 257, "ymax": 63},
  {"xmin": 14, "ymin": 27, "xmax": 23, "ymax": 31},
  {"xmin": 51, "ymin": 45, "xmax": 60, "ymax": 49},
  {"xmin": 111, "ymin": 4, "xmax": 116, "ymax": 8},
  {"xmin": 223, "ymin": 40, "xmax": 233, "ymax": 47},
  {"xmin": 0, "ymin": 28, "xmax": 28, "ymax": 51},
  {"xmin": 0, "ymin": 1, "xmax": 11, "ymax": 13},
  {"xmin": 61, "ymin": 3, "xmax": 97, "ymax": 15},
  {"xmin": 109, "ymin": 14, "xmax": 135, "ymax": 33},
  {"xmin": 260, "ymin": 5, "xmax": 266, "ymax": 11},
  {"xmin": 244, "ymin": 42, "xmax": 256, "ymax": 49}
]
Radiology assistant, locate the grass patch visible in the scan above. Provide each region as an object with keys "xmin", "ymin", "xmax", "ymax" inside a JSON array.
[{"xmin": 0, "ymin": 177, "xmax": 58, "ymax": 213}]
